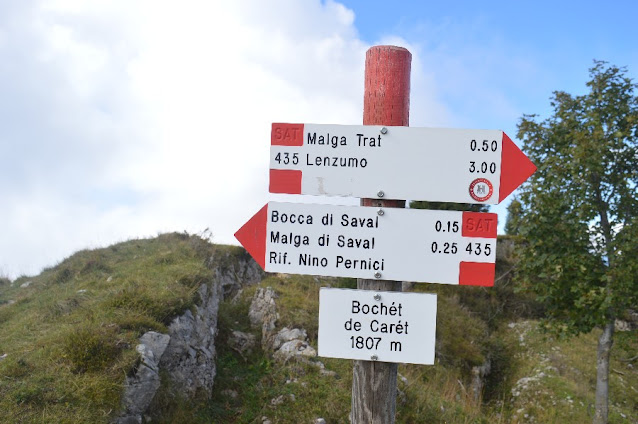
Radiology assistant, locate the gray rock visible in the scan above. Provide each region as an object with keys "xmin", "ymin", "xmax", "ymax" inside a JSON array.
[
  {"xmin": 118, "ymin": 250, "xmax": 262, "ymax": 422},
  {"xmin": 230, "ymin": 288, "xmax": 244, "ymax": 304},
  {"xmin": 140, "ymin": 331, "xmax": 171, "ymax": 357},
  {"xmin": 0, "ymin": 353, "xmax": 7, "ymax": 361},
  {"xmin": 215, "ymin": 251, "xmax": 265, "ymax": 299},
  {"xmin": 615, "ymin": 319, "xmax": 631, "ymax": 332},
  {"xmin": 471, "ymin": 359, "xmax": 491, "ymax": 404},
  {"xmin": 118, "ymin": 332, "xmax": 170, "ymax": 423},
  {"xmin": 249, "ymin": 287, "xmax": 278, "ymax": 329},
  {"xmin": 271, "ymin": 327, "xmax": 307, "ymax": 350},
  {"xmin": 20, "ymin": 281, "xmax": 32, "ymax": 288},
  {"xmin": 270, "ymin": 326, "xmax": 317, "ymax": 361},
  {"xmin": 315, "ymin": 419, "xmax": 327, "ymax": 424},
  {"xmin": 160, "ymin": 280, "xmax": 222, "ymax": 398},
  {"xmin": 311, "ymin": 360, "xmax": 337, "ymax": 377},
  {"xmin": 273, "ymin": 339, "xmax": 317, "ymax": 361},
  {"xmin": 117, "ymin": 416, "xmax": 141, "ymax": 424},
  {"xmin": 228, "ymin": 330, "xmax": 256, "ymax": 355},
  {"xmin": 398, "ymin": 373, "xmax": 408, "ymax": 385},
  {"xmin": 249, "ymin": 287, "xmax": 279, "ymax": 348}
]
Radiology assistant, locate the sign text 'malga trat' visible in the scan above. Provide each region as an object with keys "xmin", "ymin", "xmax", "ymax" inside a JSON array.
[
  {"xmin": 235, "ymin": 202, "xmax": 498, "ymax": 286},
  {"xmin": 269, "ymin": 123, "xmax": 536, "ymax": 204}
]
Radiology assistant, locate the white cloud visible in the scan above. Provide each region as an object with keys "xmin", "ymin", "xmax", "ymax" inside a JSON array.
[{"xmin": 0, "ymin": 0, "xmax": 452, "ymax": 278}]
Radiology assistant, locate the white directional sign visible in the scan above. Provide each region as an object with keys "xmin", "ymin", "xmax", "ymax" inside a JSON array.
[
  {"xmin": 235, "ymin": 201, "xmax": 498, "ymax": 286},
  {"xmin": 269, "ymin": 123, "xmax": 536, "ymax": 204},
  {"xmin": 318, "ymin": 288, "xmax": 437, "ymax": 365}
]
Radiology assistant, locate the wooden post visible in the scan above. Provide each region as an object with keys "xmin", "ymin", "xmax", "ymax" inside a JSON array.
[{"xmin": 351, "ymin": 45, "xmax": 411, "ymax": 424}]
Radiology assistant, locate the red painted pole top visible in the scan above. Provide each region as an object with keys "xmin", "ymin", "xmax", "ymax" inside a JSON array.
[
  {"xmin": 363, "ymin": 46, "xmax": 412, "ymax": 127},
  {"xmin": 362, "ymin": 45, "xmax": 411, "ymax": 206}
]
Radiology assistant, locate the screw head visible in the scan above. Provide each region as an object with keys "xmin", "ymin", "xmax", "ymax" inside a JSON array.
[
  {"xmin": 373, "ymin": 294, "xmax": 381, "ymax": 301},
  {"xmin": 374, "ymin": 272, "xmax": 382, "ymax": 279},
  {"xmin": 380, "ymin": 127, "xmax": 388, "ymax": 134},
  {"xmin": 377, "ymin": 209, "xmax": 384, "ymax": 216},
  {"xmin": 377, "ymin": 191, "xmax": 385, "ymax": 198},
  {"xmin": 371, "ymin": 355, "xmax": 378, "ymax": 361}
]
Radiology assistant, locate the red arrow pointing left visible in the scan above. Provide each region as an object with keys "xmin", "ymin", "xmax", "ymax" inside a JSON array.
[{"xmin": 234, "ymin": 204, "xmax": 268, "ymax": 269}]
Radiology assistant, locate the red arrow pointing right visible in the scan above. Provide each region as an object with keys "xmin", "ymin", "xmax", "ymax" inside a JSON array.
[{"xmin": 499, "ymin": 133, "xmax": 537, "ymax": 203}]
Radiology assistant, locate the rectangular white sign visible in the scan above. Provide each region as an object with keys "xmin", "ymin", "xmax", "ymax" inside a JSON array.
[
  {"xmin": 269, "ymin": 123, "xmax": 536, "ymax": 205},
  {"xmin": 235, "ymin": 202, "xmax": 498, "ymax": 286},
  {"xmin": 318, "ymin": 288, "xmax": 437, "ymax": 365}
]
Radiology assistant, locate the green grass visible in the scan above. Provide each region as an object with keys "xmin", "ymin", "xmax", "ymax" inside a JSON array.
[
  {"xmin": 201, "ymin": 273, "xmax": 636, "ymax": 424},
  {"xmin": 0, "ymin": 232, "xmax": 217, "ymax": 423},
  {"xmin": 202, "ymin": 275, "xmax": 514, "ymax": 424},
  {"xmin": 502, "ymin": 321, "xmax": 638, "ymax": 423},
  {"xmin": 203, "ymin": 275, "xmax": 356, "ymax": 424},
  {"xmin": 1, "ymin": 234, "xmax": 635, "ymax": 423}
]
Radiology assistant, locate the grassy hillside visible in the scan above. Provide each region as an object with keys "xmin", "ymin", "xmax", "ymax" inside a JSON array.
[
  {"xmin": 0, "ymin": 233, "xmax": 218, "ymax": 423},
  {"xmin": 202, "ymin": 276, "xmax": 637, "ymax": 424},
  {"xmin": 1, "ymin": 234, "xmax": 636, "ymax": 423}
]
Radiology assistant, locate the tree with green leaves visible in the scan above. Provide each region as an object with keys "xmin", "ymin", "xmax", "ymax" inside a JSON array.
[
  {"xmin": 504, "ymin": 198, "xmax": 523, "ymax": 235},
  {"xmin": 516, "ymin": 61, "xmax": 638, "ymax": 424}
]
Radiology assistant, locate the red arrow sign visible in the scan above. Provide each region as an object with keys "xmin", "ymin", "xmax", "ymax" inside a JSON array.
[
  {"xmin": 234, "ymin": 203, "xmax": 268, "ymax": 269},
  {"xmin": 269, "ymin": 123, "xmax": 536, "ymax": 204},
  {"xmin": 499, "ymin": 132, "xmax": 537, "ymax": 202},
  {"xmin": 235, "ymin": 202, "xmax": 498, "ymax": 286}
]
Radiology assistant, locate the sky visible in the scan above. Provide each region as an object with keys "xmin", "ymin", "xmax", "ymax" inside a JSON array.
[{"xmin": 1, "ymin": 0, "xmax": 637, "ymax": 279}]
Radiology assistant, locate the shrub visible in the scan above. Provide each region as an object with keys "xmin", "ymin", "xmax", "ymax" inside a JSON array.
[{"xmin": 63, "ymin": 326, "xmax": 120, "ymax": 373}]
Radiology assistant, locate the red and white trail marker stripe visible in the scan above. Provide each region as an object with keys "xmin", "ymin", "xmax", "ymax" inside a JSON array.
[
  {"xmin": 235, "ymin": 202, "xmax": 498, "ymax": 286},
  {"xmin": 269, "ymin": 123, "xmax": 536, "ymax": 204}
]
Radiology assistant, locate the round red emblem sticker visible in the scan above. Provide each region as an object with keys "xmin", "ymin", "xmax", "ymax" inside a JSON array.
[{"xmin": 469, "ymin": 178, "xmax": 493, "ymax": 202}]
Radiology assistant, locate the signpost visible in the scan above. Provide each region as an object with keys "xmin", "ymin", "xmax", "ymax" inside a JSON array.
[
  {"xmin": 352, "ymin": 46, "xmax": 411, "ymax": 424},
  {"xmin": 270, "ymin": 123, "xmax": 536, "ymax": 204},
  {"xmin": 235, "ymin": 44, "xmax": 536, "ymax": 424},
  {"xmin": 318, "ymin": 288, "xmax": 437, "ymax": 365},
  {"xmin": 235, "ymin": 201, "xmax": 498, "ymax": 286}
]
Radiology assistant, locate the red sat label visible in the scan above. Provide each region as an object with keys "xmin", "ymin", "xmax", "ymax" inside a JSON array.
[
  {"xmin": 462, "ymin": 212, "xmax": 497, "ymax": 238},
  {"xmin": 271, "ymin": 123, "xmax": 304, "ymax": 146}
]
